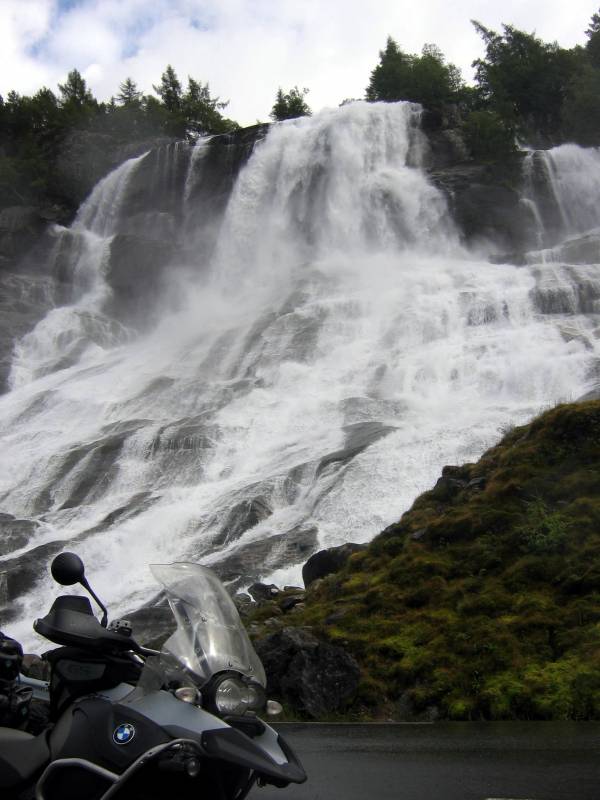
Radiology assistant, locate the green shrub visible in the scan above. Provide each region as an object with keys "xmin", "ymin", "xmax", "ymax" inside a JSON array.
[
  {"xmin": 519, "ymin": 498, "xmax": 570, "ymax": 554},
  {"xmin": 462, "ymin": 110, "xmax": 517, "ymax": 162}
]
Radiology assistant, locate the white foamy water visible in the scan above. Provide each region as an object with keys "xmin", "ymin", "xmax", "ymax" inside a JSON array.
[{"xmin": 1, "ymin": 102, "xmax": 599, "ymax": 648}]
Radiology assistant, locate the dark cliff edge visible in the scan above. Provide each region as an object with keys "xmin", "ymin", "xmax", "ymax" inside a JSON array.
[{"xmin": 250, "ymin": 399, "xmax": 600, "ymax": 721}]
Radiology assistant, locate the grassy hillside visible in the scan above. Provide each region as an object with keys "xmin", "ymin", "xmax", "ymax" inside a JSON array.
[{"xmin": 282, "ymin": 400, "xmax": 600, "ymax": 720}]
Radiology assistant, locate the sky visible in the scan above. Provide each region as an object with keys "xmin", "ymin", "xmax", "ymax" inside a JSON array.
[{"xmin": 1, "ymin": 0, "xmax": 599, "ymax": 126}]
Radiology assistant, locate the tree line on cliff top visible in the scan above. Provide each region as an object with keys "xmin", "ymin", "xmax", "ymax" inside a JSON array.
[{"xmin": 2, "ymin": 10, "xmax": 600, "ymax": 211}]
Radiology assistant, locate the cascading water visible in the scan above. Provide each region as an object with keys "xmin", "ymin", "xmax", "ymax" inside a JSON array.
[
  {"xmin": 9, "ymin": 153, "xmax": 148, "ymax": 389},
  {"xmin": 1, "ymin": 102, "xmax": 599, "ymax": 649},
  {"xmin": 522, "ymin": 144, "xmax": 600, "ymax": 246},
  {"xmin": 520, "ymin": 144, "xmax": 600, "ymax": 325}
]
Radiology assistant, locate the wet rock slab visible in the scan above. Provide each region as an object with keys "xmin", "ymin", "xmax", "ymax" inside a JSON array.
[{"xmin": 0, "ymin": 514, "xmax": 40, "ymax": 557}]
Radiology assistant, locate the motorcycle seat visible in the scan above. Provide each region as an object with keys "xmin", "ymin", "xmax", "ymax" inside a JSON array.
[{"xmin": 0, "ymin": 726, "xmax": 50, "ymax": 790}]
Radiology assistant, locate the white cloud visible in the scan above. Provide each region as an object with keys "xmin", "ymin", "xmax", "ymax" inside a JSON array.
[
  {"xmin": 0, "ymin": 0, "xmax": 54, "ymax": 93},
  {"xmin": 1, "ymin": 0, "xmax": 598, "ymax": 123}
]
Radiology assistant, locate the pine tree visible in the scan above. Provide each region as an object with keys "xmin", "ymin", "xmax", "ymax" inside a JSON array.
[
  {"xmin": 472, "ymin": 21, "xmax": 576, "ymax": 138},
  {"xmin": 153, "ymin": 65, "xmax": 182, "ymax": 113},
  {"xmin": 117, "ymin": 78, "xmax": 142, "ymax": 108},
  {"xmin": 270, "ymin": 87, "xmax": 311, "ymax": 121},
  {"xmin": 58, "ymin": 69, "xmax": 95, "ymax": 108},
  {"xmin": 586, "ymin": 9, "xmax": 600, "ymax": 66},
  {"xmin": 183, "ymin": 77, "xmax": 230, "ymax": 136},
  {"xmin": 366, "ymin": 37, "xmax": 462, "ymax": 108}
]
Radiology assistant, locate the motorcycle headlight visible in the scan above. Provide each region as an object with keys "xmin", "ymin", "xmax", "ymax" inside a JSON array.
[
  {"xmin": 214, "ymin": 677, "xmax": 250, "ymax": 716},
  {"xmin": 246, "ymin": 682, "xmax": 266, "ymax": 712}
]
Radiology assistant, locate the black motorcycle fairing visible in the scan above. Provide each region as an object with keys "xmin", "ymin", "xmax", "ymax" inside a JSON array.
[
  {"xmin": 0, "ymin": 726, "xmax": 50, "ymax": 790},
  {"xmin": 200, "ymin": 727, "xmax": 307, "ymax": 786},
  {"xmin": 49, "ymin": 696, "xmax": 171, "ymax": 775},
  {"xmin": 34, "ymin": 597, "xmax": 140, "ymax": 652}
]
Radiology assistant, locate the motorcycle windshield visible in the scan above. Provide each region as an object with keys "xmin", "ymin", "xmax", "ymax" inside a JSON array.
[{"xmin": 150, "ymin": 563, "xmax": 266, "ymax": 687}]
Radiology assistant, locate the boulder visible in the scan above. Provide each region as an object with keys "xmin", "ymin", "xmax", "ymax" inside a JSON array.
[
  {"xmin": 233, "ymin": 593, "xmax": 253, "ymax": 618},
  {"xmin": 302, "ymin": 542, "xmax": 367, "ymax": 587},
  {"xmin": 254, "ymin": 626, "xmax": 360, "ymax": 718},
  {"xmin": 429, "ymin": 475, "xmax": 468, "ymax": 502},
  {"xmin": 247, "ymin": 583, "xmax": 280, "ymax": 603},
  {"xmin": 280, "ymin": 592, "xmax": 306, "ymax": 612}
]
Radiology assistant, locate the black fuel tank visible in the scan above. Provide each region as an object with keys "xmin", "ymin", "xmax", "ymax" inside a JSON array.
[{"xmin": 46, "ymin": 696, "xmax": 171, "ymax": 800}]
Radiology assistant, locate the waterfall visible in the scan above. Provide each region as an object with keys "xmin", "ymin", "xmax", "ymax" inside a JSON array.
[
  {"xmin": 9, "ymin": 153, "xmax": 149, "ymax": 389},
  {"xmin": 1, "ymin": 102, "xmax": 599, "ymax": 649},
  {"xmin": 522, "ymin": 145, "xmax": 600, "ymax": 246},
  {"xmin": 519, "ymin": 145, "xmax": 600, "ymax": 325}
]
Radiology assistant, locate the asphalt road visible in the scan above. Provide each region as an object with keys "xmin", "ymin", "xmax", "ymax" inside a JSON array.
[{"xmin": 261, "ymin": 722, "xmax": 600, "ymax": 800}]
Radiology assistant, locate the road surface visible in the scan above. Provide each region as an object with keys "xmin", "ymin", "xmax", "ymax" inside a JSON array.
[{"xmin": 262, "ymin": 722, "xmax": 600, "ymax": 800}]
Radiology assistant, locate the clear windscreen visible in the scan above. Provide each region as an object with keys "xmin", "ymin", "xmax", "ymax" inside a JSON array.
[{"xmin": 149, "ymin": 562, "xmax": 266, "ymax": 687}]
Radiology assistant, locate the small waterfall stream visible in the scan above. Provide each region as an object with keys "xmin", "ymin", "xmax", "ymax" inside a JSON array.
[
  {"xmin": 9, "ymin": 153, "xmax": 148, "ymax": 389},
  {"xmin": 1, "ymin": 102, "xmax": 599, "ymax": 648},
  {"xmin": 522, "ymin": 145, "xmax": 600, "ymax": 245}
]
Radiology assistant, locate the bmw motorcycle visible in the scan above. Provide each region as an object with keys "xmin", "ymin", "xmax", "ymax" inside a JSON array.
[{"xmin": 0, "ymin": 553, "xmax": 306, "ymax": 799}]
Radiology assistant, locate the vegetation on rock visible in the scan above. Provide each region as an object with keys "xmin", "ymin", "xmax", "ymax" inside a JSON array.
[
  {"xmin": 270, "ymin": 87, "xmax": 312, "ymax": 121},
  {"xmin": 365, "ymin": 9, "xmax": 600, "ymax": 156},
  {"xmin": 366, "ymin": 38, "xmax": 464, "ymax": 110},
  {"xmin": 0, "ymin": 66, "xmax": 238, "ymax": 216},
  {"xmin": 265, "ymin": 401, "xmax": 600, "ymax": 720},
  {"xmin": 4, "ymin": 8, "xmax": 600, "ymax": 217}
]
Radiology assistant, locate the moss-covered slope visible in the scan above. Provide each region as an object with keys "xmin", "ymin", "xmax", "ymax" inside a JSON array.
[{"xmin": 293, "ymin": 400, "xmax": 600, "ymax": 720}]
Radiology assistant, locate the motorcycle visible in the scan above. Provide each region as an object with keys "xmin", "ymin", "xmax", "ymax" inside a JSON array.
[{"xmin": 0, "ymin": 553, "xmax": 306, "ymax": 799}]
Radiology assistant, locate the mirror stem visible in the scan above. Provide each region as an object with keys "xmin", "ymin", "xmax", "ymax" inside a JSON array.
[{"xmin": 81, "ymin": 577, "xmax": 108, "ymax": 628}]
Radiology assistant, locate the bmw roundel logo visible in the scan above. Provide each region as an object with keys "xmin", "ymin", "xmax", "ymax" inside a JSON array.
[{"xmin": 113, "ymin": 723, "xmax": 135, "ymax": 745}]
